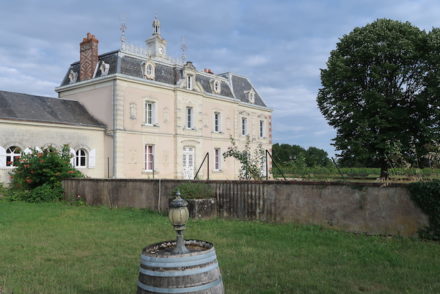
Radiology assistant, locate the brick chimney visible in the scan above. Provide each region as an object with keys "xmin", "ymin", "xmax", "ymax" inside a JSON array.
[{"xmin": 80, "ymin": 32, "xmax": 99, "ymax": 81}]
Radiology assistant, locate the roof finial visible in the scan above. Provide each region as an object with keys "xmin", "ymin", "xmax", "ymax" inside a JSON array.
[
  {"xmin": 180, "ymin": 36, "xmax": 187, "ymax": 64},
  {"xmin": 120, "ymin": 21, "xmax": 127, "ymax": 47},
  {"xmin": 152, "ymin": 16, "xmax": 160, "ymax": 35}
]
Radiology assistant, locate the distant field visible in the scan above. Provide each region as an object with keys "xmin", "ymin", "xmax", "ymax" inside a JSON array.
[
  {"xmin": 0, "ymin": 200, "xmax": 439, "ymax": 294},
  {"xmin": 273, "ymin": 167, "xmax": 440, "ymax": 182}
]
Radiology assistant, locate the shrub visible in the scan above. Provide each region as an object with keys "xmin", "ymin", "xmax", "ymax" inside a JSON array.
[
  {"xmin": 408, "ymin": 180, "xmax": 440, "ymax": 240},
  {"xmin": 173, "ymin": 182, "xmax": 214, "ymax": 199},
  {"xmin": 3, "ymin": 188, "xmax": 31, "ymax": 202},
  {"xmin": 7, "ymin": 145, "xmax": 83, "ymax": 203},
  {"xmin": 23, "ymin": 183, "xmax": 64, "ymax": 203},
  {"xmin": 10, "ymin": 145, "xmax": 83, "ymax": 190}
]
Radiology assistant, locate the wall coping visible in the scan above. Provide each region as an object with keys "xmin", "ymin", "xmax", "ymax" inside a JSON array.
[{"xmin": 64, "ymin": 178, "xmax": 410, "ymax": 188}]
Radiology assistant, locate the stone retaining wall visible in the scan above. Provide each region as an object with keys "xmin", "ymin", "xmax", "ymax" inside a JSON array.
[{"xmin": 62, "ymin": 179, "xmax": 428, "ymax": 236}]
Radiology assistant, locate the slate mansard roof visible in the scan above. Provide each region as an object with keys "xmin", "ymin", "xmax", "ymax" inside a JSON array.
[
  {"xmin": 0, "ymin": 90, "xmax": 106, "ymax": 128},
  {"xmin": 59, "ymin": 50, "xmax": 268, "ymax": 108}
]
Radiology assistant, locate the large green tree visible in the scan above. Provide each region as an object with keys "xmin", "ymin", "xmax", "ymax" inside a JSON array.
[
  {"xmin": 272, "ymin": 144, "xmax": 332, "ymax": 167},
  {"xmin": 317, "ymin": 19, "xmax": 440, "ymax": 178}
]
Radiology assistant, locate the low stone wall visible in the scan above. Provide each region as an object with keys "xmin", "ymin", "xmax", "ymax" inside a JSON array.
[{"xmin": 62, "ymin": 179, "xmax": 428, "ymax": 237}]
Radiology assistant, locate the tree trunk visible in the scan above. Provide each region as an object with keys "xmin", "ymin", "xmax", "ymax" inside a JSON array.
[{"xmin": 380, "ymin": 162, "xmax": 389, "ymax": 180}]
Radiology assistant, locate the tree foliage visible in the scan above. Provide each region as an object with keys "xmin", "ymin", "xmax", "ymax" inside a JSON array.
[
  {"xmin": 272, "ymin": 143, "xmax": 332, "ymax": 167},
  {"xmin": 317, "ymin": 19, "xmax": 440, "ymax": 178}
]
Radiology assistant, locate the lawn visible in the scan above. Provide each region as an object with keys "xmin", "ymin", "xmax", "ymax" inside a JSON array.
[{"xmin": 0, "ymin": 200, "xmax": 439, "ymax": 294}]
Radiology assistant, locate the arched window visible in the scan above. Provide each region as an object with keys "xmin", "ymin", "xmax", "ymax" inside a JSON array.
[
  {"xmin": 6, "ymin": 146, "xmax": 21, "ymax": 167},
  {"xmin": 75, "ymin": 149, "xmax": 87, "ymax": 168}
]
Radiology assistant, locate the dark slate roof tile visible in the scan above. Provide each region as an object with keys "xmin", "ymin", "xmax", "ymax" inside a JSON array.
[
  {"xmin": 59, "ymin": 51, "xmax": 267, "ymax": 107},
  {"xmin": 231, "ymin": 75, "xmax": 266, "ymax": 107},
  {"xmin": 196, "ymin": 74, "xmax": 234, "ymax": 98},
  {"xmin": 155, "ymin": 63, "xmax": 177, "ymax": 85},
  {"xmin": 120, "ymin": 55, "xmax": 143, "ymax": 79},
  {"xmin": 94, "ymin": 52, "xmax": 118, "ymax": 78},
  {"xmin": 60, "ymin": 63, "xmax": 80, "ymax": 86},
  {"xmin": 0, "ymin": 90, "xmax": 106, "ymax": 128}
]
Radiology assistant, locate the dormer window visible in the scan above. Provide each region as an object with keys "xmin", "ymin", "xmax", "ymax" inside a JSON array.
[
  {"xmin": 186, "ymin": 75, "xmax": 193, "ymax": 90},
  {"xmin": 213, "ymin": 80, "xmax": 221, "ymax": 94},
  {"xmin": 99, "ymin": 61, "xmax": 110, "ymax": 76},
  {"xmin": 142, "ymin": 61, "xmax": 155, "ymax": 80},
  {"xmin": 248, "ymin": 89, "xmax": 255, "ymax": 104},
  {"xmin": 146, "ymin": 64, "xmax": 153, "ymax": 76}
]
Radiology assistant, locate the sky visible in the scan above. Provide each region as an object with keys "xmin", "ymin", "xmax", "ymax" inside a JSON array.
[{"xmin": 1, "ymin": 0, "xmax": 440, "ymax": 157}]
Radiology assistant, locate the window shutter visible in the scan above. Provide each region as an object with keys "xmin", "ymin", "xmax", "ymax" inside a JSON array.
[
  {"xmin": 0, "ymin": 146, "xmax": 6, "ymax": 168},
  {"xmin": 88, "ymin": 149, "xmax": 96, "ymax": 168},
  {"xmin": 212, "ymin": 113, "xmax": 215, "ymax": 132},
  {"xmin": 70, "ymin": 148, "xmax": 75, "ymax": 166}
]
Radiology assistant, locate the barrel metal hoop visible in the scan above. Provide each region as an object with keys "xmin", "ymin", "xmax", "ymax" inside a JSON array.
[
  {"xmin": 141, "ymin": 254, "xmax": 217, "ymax": 268},
  {"xmin": 141, "ymin": 250, "xmax": 216, "ymax": 263},
  {"xmin": 137, "ymin": 278, "xmax": 222, "ymax": 293},
  {"xmin": 139, "ymin": 262, "xmax": 219, "ymax": 277}
]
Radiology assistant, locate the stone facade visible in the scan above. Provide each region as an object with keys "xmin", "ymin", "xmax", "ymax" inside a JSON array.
[
  {"xmin": 0, "ymin": 119, "xmax": 106, "ymax": 184},
  {"xmin": 55, "ymin": 18, "xmax": 272, "ymax": 180}
]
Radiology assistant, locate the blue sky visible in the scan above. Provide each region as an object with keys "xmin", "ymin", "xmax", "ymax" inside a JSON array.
[{"xmin": 1, "ymin": 0, "xmax": 440, "ymax": 156}]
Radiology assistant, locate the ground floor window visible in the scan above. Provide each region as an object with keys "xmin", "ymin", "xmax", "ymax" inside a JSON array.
[
  {"xmin": 214, "ymin": 148, "xmax": 222, "ymax": 171},
  {"xmin": 145, "ymin": 144, "xmax": 155, "ymax": 171},
  {"xmin": 6, "ymin": 146, "xmax": 21, "ymax": 167},
  {"xmin": 75, "ymin": 149, "xmax": 87, "ymax": 168}
]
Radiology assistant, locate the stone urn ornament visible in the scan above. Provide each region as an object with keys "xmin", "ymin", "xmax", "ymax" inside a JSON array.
[{"xmin": 137, "ymin": 190, "xmax": 224, "ymax": 293}]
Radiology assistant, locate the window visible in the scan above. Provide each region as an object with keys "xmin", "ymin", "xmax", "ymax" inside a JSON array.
[
  {"xmin": 248, "ymin": 90, "xmax": 255, "ymax": 103},
  {"xmin": 144, "ymin": 101, "xmax": 156, "ymax": 125},
  {"xmin": 213, "ymin": 80, "xmax": 221, "ymax": 94},
  {"xmin": 241, "ymin": 117, "xmax": 248, "ymax": 135},
  {"xmin": 75, "ymin": 149, "xmax": 87, "ymax": 168},
  {"xmin": 259, "ymin": 120, "xmax": 265, "ymax": 138},
  {"xmin": 145, "ymin": 145, "xmax": 155, "ymax": 171},
  {"xmin": 214, "ymin": 112, "xmax": 221, "ymax": 132},
  {"xmin": 186, "ymin": 75, "xmax": 193, "ymax": 90},
  {"xmin": 6, "ymin": 146, "xmax": 21, "ymax": 167},
  {"xmin": 214, "ymin": 148, "xmax": 222, "ymax": 171},
  {"xmin": 186, "ymin": 107, "xmax": 193, "ymax": 129},
  {"xmin": 142, "ymin": 61, "xmax": 155, "ymax": 80},
  {"xmin": 146, "ymin": 64, "xmax": 154, "ymax": 76}
]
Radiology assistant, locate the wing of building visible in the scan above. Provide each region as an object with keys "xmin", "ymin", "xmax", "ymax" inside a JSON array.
[{"xmin": 1, "ymin": 18, "xmax": 272, "ymax": 181}]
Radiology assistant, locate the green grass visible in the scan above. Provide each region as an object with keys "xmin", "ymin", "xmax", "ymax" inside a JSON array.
[{"xmin": 0, "ymin": 200, "xmax": 439, "ymax": 293}]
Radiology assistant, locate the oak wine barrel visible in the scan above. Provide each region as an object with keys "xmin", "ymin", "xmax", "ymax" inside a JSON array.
[{"xmin": 137, "ymin": 239, "xmax": 224, "ymax": 294}]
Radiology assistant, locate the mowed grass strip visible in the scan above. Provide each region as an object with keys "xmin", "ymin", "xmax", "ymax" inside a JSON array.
[{"xmin": 0, "ymin": 201, "xmax": 439, "ymax": 294}]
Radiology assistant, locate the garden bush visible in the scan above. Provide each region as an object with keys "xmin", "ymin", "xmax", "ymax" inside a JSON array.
[
  {"xmin": 408, "ymin": 180, "xmax": 440, "ymax": 241},
  {"xmin": 172, "ymin": 182, "xmax": 214, "ymax": 199},
  {"xmin": 21, "ymin": 183, "xmax": 64, "ymax": 203},
  {"xmin": 7, "ymin": 145, "xmax": 83, "ymax": 203},
  {"xmin": 10, "ymin": 145, "xmax": 82, "ymax": 190}
]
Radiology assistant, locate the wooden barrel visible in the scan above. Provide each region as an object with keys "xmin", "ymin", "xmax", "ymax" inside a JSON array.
[{"xmin": 137, "ymin": 240, "xmax": 224, "ymax": 294}]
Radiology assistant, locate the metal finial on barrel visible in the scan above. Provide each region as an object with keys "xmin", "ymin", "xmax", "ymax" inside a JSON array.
[
  {"xmin": 168, "ymin": 190, "xmax": 189, "ymax": 254},
  {"xmin": 137, "ymin": 189, "xmax": 224, "ymax": 293}
]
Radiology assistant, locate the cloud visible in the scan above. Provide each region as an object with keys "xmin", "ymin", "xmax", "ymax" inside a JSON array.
[
  {"xmin": 1, "ymin": 0, "xmax": 440, "ymax": 158},
  {"xmin": 243, "ymin": 55, "xmax": 268, "ymax": 67}
]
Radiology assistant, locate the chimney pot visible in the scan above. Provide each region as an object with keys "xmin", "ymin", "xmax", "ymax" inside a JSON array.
[{"xmin": 80, "ymin": 32, "xmax": 99, "ymax": 81}]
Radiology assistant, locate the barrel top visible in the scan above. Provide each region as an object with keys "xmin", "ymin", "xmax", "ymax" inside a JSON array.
[{"xmin": 142, "ymin": 239, "xmax": 214, "ymax": 258}]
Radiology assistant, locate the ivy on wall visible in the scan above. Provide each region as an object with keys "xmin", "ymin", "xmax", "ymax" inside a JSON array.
[{"xmin": 408, "ymin": 180, "xmax": 440, "ymax": 241}]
